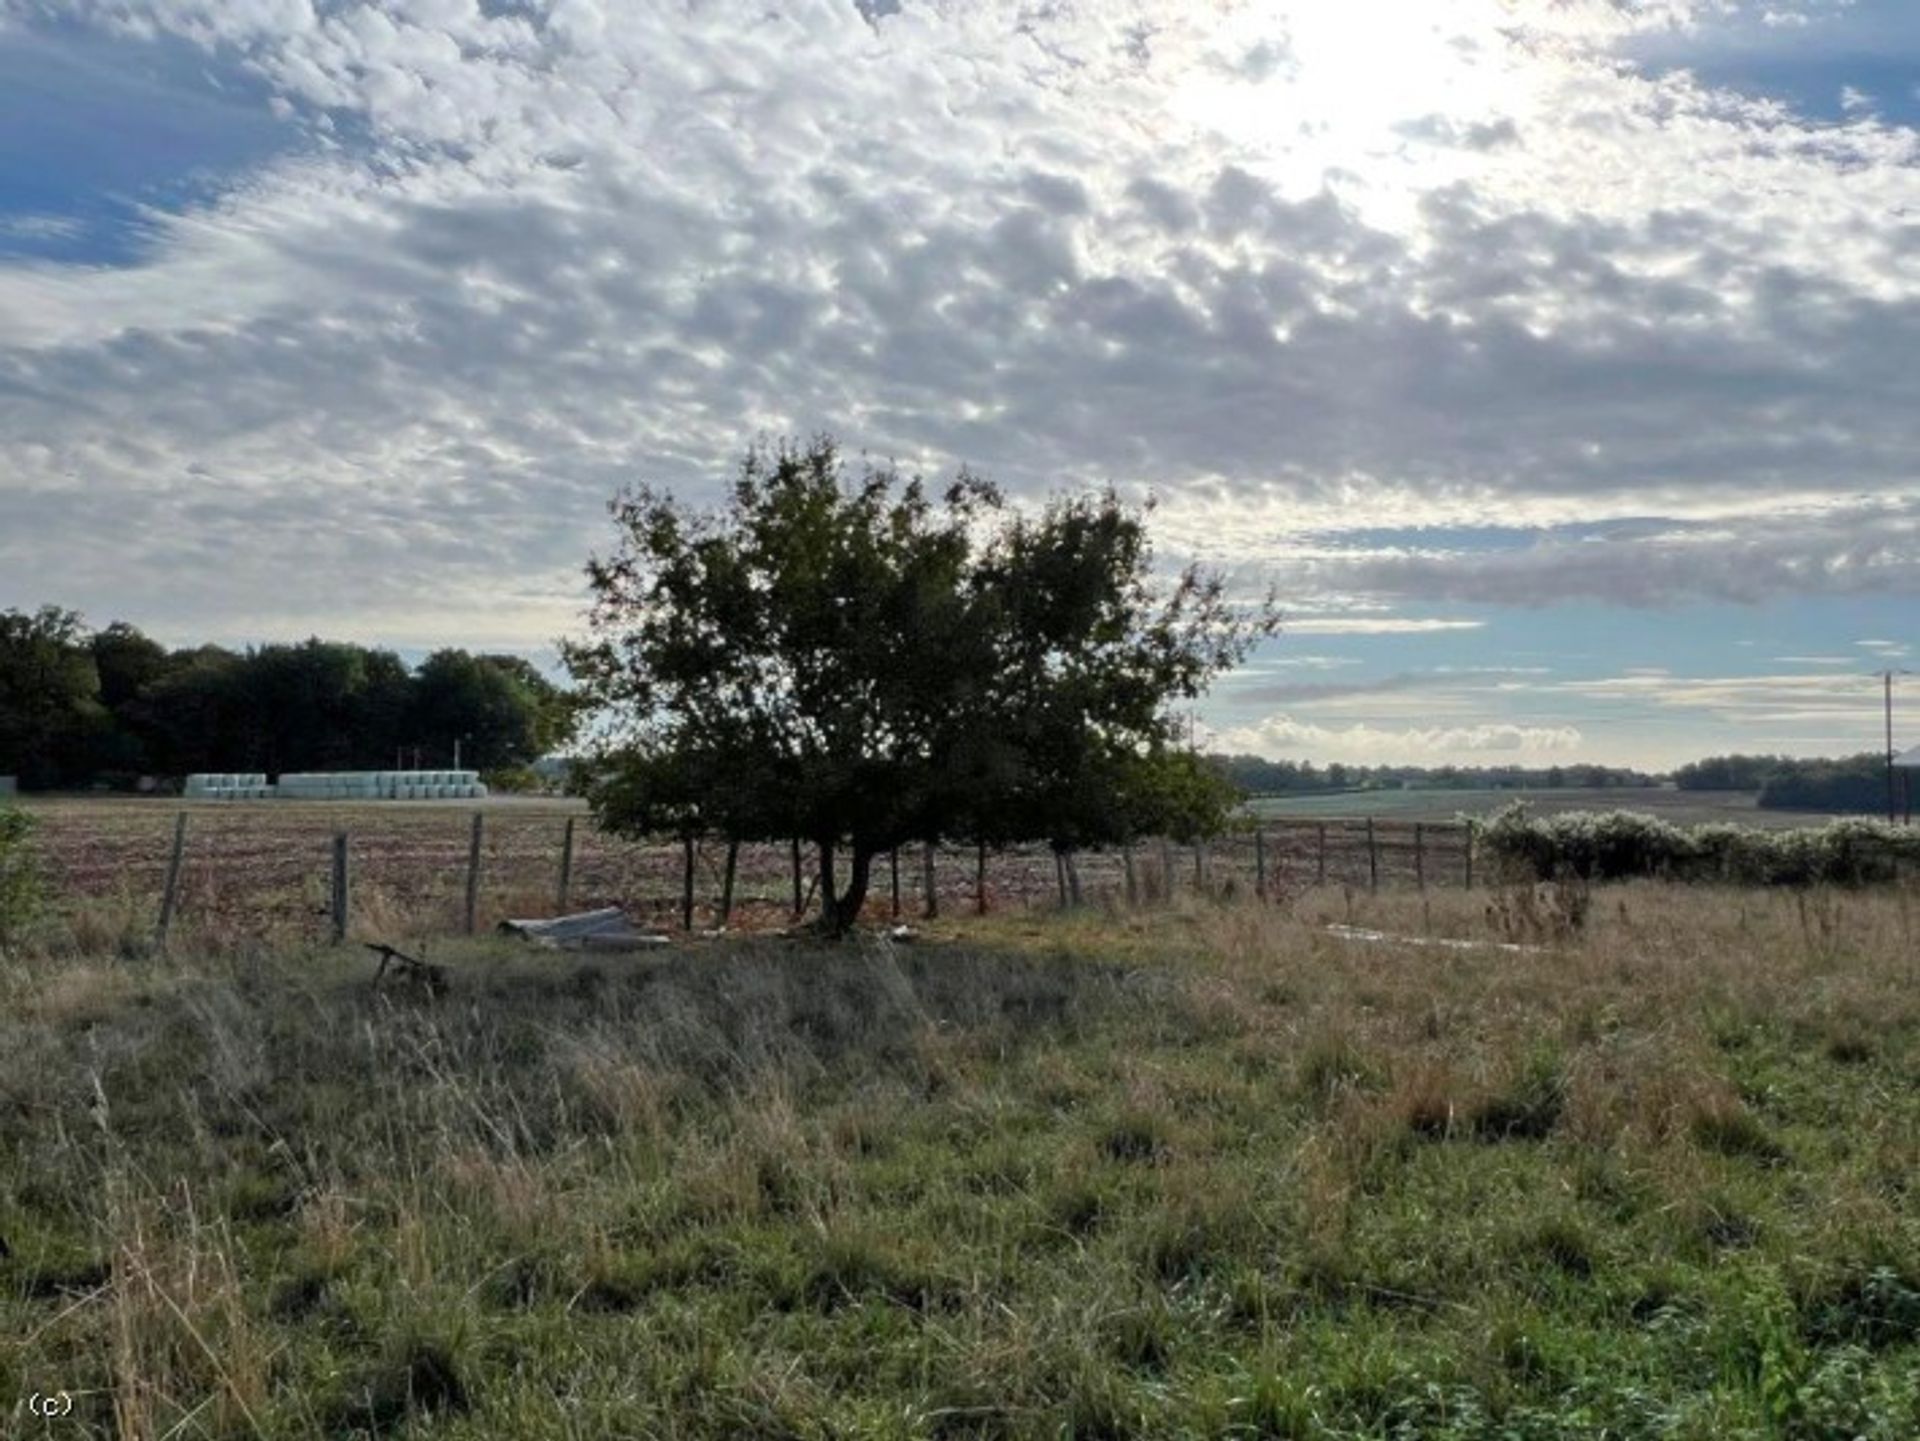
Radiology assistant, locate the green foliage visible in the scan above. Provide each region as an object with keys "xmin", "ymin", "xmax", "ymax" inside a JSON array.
[
  {"xmin": 479, "ymin": 764, "xmax": 544, "ymax": 794},
  {"xmin": 1216, "ymin": 753, "xmax": 1656, "ymax": 795},
  {"xmin": 1674, "ymin": 754, "xmax": 1788, "ymax": 791},
  {"xmin": 0, "ymin": 610, "xmax": 576, "ymax": 786},
  {"xmin": 0, "ymin": 804, "xmax": 40, "ymax": 949},
  {"xmin": 1474, "ymin": 803, "xmax": 1920, "ymax": 886},
  {"xmin": 0, "ymin": 606, "xmax": 107, "ymax": 788},
  {"xmin": 565, "ymin": 437, "xmax": 1275, "ymax": 931},
  {"xmin": 411, "ymin": 649, "xmax": 576, "ymax": 773},
  {"xmin": 1675, "ymin": 751, "xmax": 1902, "ymax": 816}
]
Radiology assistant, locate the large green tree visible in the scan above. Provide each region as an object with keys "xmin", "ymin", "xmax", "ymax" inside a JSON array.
[
  {"xmin": 0, "ymin": 607, "xmax": 106, "ymax": 788},
  {"xmin": 409, "ymin": 650, "xmax": 574, "ymax": 772},
  {"xmin": 565, "ymin": 437, "xmax": 1275, "ymax": 934}
]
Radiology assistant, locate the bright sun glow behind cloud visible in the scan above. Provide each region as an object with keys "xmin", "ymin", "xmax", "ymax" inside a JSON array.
[{"xmin": 1169, "ymin": 1, "xmax": 1546, "ymax": 218}]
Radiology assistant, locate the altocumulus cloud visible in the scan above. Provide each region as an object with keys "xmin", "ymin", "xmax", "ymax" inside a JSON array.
[
  {"xmin": 1215, "ymin": 716, "xmax": 1585, "ymax": 763},
  {"xmin": 0, "ymin": 0, "xmax": 1915, "ymax": 646}
]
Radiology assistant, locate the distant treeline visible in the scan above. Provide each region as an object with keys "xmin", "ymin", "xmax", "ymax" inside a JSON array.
[
  {"xmin": 1209, "ymin": 754, "xmax": 1657, "ymax": 796},
  {"xmin": 1675, "ymin": 753, "xmax": 1901, "ymax": 814},
  {"xmin": 0, "ymin": 606, "xmax": 575, "ymax": 791}
]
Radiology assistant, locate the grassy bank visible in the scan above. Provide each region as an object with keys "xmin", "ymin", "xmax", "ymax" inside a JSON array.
[{"xmin": 3, "ymin": 885, "xmax": 1917, "ymax": 1438}]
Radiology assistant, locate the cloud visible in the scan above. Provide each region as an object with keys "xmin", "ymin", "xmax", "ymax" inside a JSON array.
[
  {"xmin": 1281, "ymin": 617, "xmax": 1486, "ymax": 635},
  {"xmin": 1552, "ymin": 670, "xmax": 1893, "ymax": 724},
  {"xmin": 1277, "ymin": 503, "xmax": 1920, "ymax": 609},
  {"xmin": 1229, "ymin": 665, "xmax": 1550, "ymax": 706},
  {"xmin": 0, "ymin": 215, "xmax": 84, "ymax": 241},
  {"xmin": 0, "ymin": 0, "xmax": 1914, "ymax": 648},
  {"xmin": 1217, "ymin": 715, "xmax": 1584, "ymax": 762}
]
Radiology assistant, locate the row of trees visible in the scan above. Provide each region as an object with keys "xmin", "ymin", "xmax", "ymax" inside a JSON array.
[
  {"xmin": 1211, "ymin": 754, "xmax": 1657, "ymax": 794},
  {"xmin": 565, "ymin": 438, "xmax": 1276, "ymax": 933},
  {"xmin": 1675, "ymin": 752, "xmax": 1896, "ymax": 813},
  {"xmin": 0, "ymin": 609, "xmax": 574, "ymax": 789}
]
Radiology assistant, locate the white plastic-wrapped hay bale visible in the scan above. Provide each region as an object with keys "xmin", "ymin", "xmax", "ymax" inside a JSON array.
[
  {"xmin": 184, "ymin": 774, "xmax": 209, "ymax": 798},
  {"xmin": 471, "ymin": 782, "xmax": 489, "ymax": 799}
]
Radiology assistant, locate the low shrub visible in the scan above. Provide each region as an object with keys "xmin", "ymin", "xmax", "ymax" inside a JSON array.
[{"xmin": 1473, "ymin": 803, "xmax": 1920, "ymax": 887}]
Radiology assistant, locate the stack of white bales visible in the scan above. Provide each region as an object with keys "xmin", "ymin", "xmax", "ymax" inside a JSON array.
[
  {"xmin": 383, "ymin": 770, "xmax": 488, "ymax": 799},
  {"xmin": 184, "ymin": 773, "xmax": 273, "ymax": 800},
  {"xmin": 276, "ymin": 772, "xmax": 383, "ymax": 800},
  {"xmin": 276, "ymin": 770, "xmax": 489, "ymax": 800}
]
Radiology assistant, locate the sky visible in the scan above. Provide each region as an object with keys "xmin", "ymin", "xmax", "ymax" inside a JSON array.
[{"xmin": 0, "ymin": 0, "xmax": 1916, "ymax": 771}]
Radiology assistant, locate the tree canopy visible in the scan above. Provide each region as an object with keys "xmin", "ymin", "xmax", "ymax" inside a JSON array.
[
  {"xmin": 0, "ymin": 612, "xmax": 574, "ymax": 788},
  {"xmin": 564, "ymin": 437, "xmax": 1276, "ymax": 933}
]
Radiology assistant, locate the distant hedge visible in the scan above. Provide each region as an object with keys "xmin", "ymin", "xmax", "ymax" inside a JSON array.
[{"xmin": 1473, "ymin": 804, "xmax": 1920, "ymax": 886}]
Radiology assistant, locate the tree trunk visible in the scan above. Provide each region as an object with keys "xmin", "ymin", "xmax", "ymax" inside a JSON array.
[{"xmin": 825, "ymin": 845, "xmax": 875, "ymax": 936}]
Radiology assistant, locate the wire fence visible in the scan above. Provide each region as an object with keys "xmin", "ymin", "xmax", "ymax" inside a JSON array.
[{"xmin": 35, "ymin": 803, "xmax": 1477, "ymax": 946}]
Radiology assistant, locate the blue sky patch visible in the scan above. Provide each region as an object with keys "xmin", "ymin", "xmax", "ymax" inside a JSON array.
[{"xmin": 0, "ymin": 23, "xmax": 294, "ymax": 265}]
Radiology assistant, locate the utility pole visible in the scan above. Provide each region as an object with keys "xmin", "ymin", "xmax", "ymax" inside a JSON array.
[{"xmin": 1874, "ymin": 670, "xmax": 1911, "ymax": 824}]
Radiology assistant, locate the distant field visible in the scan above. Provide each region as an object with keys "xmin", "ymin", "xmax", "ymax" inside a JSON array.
[{"xmin": 1245, "ymin": 786, "xmax": 1850, "ymax": 830}]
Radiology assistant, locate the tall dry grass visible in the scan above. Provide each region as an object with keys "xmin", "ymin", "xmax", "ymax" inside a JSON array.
[{"xmin": 3, "ymin": 880, "xmax": 1916, "ymax": 1436}]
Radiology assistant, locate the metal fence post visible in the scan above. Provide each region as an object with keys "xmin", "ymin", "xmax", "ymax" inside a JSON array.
[
  {"xmin": 464, "ymin": 812, "xmax": 484, "ymax": 934},
  {"xmin": 332, "ymin": 831, "xmax": 350, "ymax": 945},
  {"xmin": 156, "ymin": 812, "xmax": 188, "ymax": 951}
]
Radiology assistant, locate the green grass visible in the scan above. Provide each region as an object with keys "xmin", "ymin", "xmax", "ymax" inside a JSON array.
[
  {"xmin": 3, "ymin": 884, "xmax": 1917, "ymax": 1438},
  {"xmin": 1243, "ymin": 786, "xmax": 1848, "ymax": 829}
]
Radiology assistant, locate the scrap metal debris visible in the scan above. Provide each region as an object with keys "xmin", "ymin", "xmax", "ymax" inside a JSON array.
[
  {"xmin": 498, "ymin": 907, "xmax": 671, "ymax": 952},
  {"xmin": 1322, "ymin": 924, "xmax": 1547, "ymax": 955},
  {"xmin": 364, "ymin": 941, "xmax": 449, "ymax": 996}
]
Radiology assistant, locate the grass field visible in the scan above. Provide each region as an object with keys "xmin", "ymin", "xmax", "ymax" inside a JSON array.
[
  {"xmin": 4, "ymin": 883, "xmax": 1917, "ymax": 1438},
  {"xmin": 1243, "ymin": 786, "xmax": 1848, "ymax": 829}
]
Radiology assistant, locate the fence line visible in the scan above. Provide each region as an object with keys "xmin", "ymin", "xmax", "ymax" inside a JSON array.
[
  {"xmin": 48, "ymin": 806, "xmax": 1908, "ymax": 947},
  {"xmin": 115, "ymin": 812, "xmax": 1488, "ymax": 944}
]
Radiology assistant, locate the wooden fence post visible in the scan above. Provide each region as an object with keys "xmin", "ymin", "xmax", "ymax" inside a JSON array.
[
  {"xmin": 1366, "ymin": 817, "xmax": 1379, "ymax": 891},
  {"xmin": 1123, "ymin": 845, "xmax": 1137, "ymax": 907},
  {"xmin": 556, "ymin": 816, "xmax": 575, "ymax": 913},
  {"xmin": 922, "ymin": 841, "xmax": 938, "ymax": 920},
  {"xmin": 1414, "ymin": 823, "xmax": 1425, "ymax": 891},
  {"xmin": 1317, "ymin": 823, "xmax": 1328, "ymax": 886},
  {"xmin": 1055, "ymin": 850, "xmax": 1070, "ymax": 909},
  {"xmin": 976, "ymin": 840, "xmax": 988, "ymax": 915},
  {"xmin": 681, "ymin": 835, "xmax": 696, "ymax": 931},
  {"xmin": 790, "ymin": 837, "xmax": 804, "ymax": 918},
  {"xmin": 1066, "ymin": 850, "xmax": 1083, "ymax": 907},
  {"xmin": 332, "ymin": 831, "xmax": 350, "ymax": 945},
  {"xmin": 1160, "ymin": 838, "xmax": 1175, "ymax": 901},
  {"xmin": 719, "ymin": 839, "xmax": 739, "ymax": 927},
  {"xmin": 464, "ymin": 813, "xmax": 484, "ymax": 935},
  {"xmin": 891, "ymin": 847, "xmax": 901, "ymax": 918},
  {"xmin": 156, "ymin": 812, "xmax": 188, "ymax": 951},
  {"xmin": 1254, "ymin": 827, "xmax": 1267, "ymax": 901}
]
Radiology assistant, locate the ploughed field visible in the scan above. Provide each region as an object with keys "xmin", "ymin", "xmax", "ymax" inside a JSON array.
[
  {"xmin": 20, "ymin": 796, "xmax": 1467, "ymax": 947},
  {"xmin": 2, "ymin": 887, "xmax": 1915, "ymax": 1437}
]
